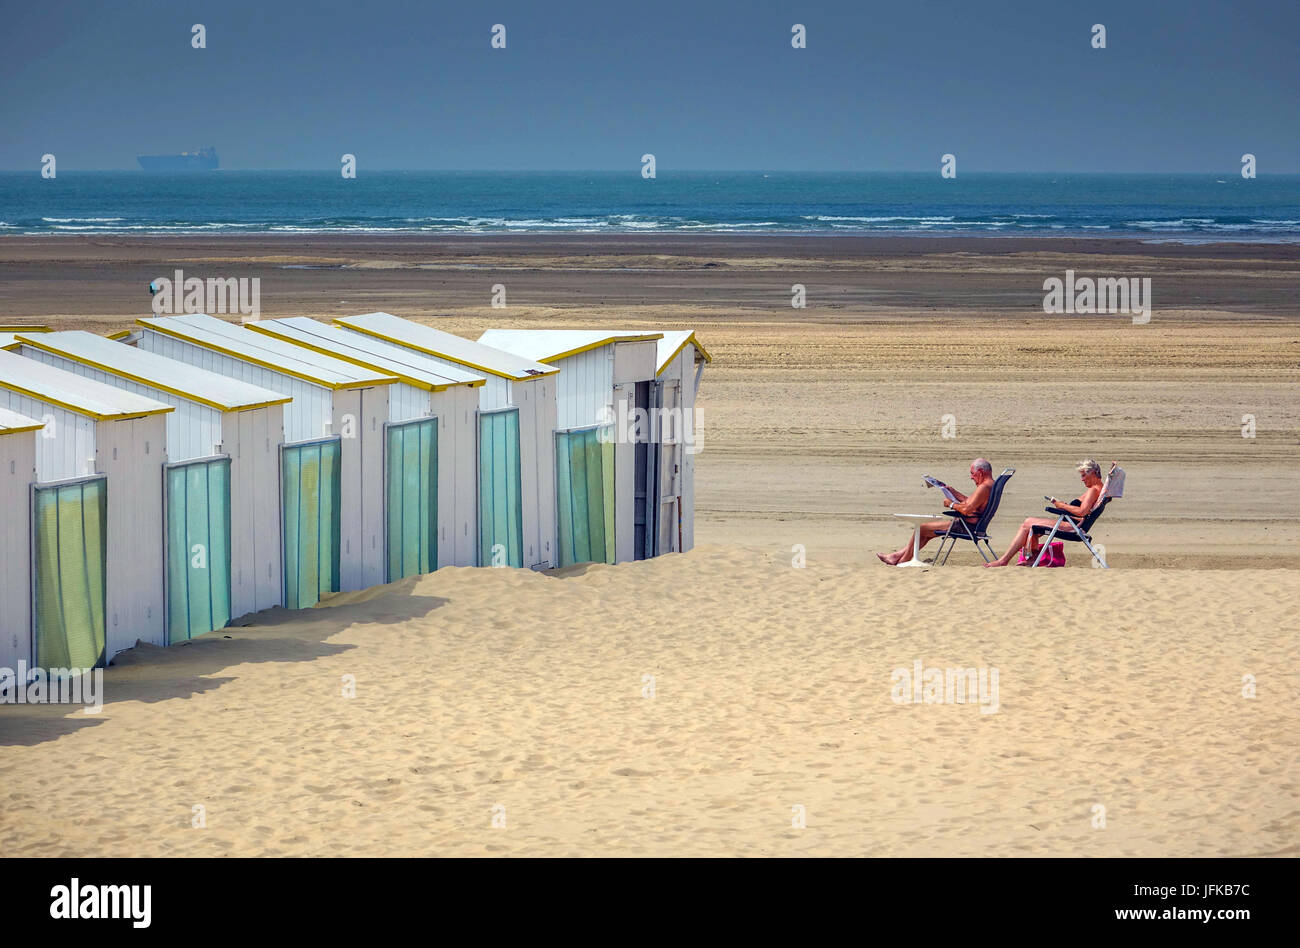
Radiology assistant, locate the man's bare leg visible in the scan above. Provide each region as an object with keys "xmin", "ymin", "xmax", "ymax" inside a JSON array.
[{"xmin": 878, "ymin": 522, "xmax": 943, "ymax": 566}]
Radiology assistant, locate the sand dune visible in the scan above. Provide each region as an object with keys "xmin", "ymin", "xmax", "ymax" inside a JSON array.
[{"xmin": 1, "ymin": 547, "xmax": 1295, "ymax": 857}]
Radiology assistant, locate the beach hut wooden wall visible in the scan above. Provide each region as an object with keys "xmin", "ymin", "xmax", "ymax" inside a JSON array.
[
  {"xmin": 476, "ymin": 330, "xmax": 664, "ymax": 565},
  {"xmin": 0, "ymin": 350, "xmax": 172, "ymax": 665},
  {"xmin": 15, "ymin": 331, "xmax": 292, "ymax": 635},
  {"xmin": 652, "ymin": 332, "xmax": 711, "ymax": 554},
  {"xmin": 135, "ymin": 314, "xmax": 397, "ymax": 606},
  {"xmin": 245, "ymin": 317, "xmax": 485, "ymax": 574},
  {"xmin": 0, "ymin": 408, "xmax": 42, "ymax": 673},
  {"xmin": 334, "ymin": 312, "xmax": 562, "ymax": 571}
]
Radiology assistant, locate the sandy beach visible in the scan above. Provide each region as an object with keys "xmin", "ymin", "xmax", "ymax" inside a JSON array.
[
  {"xmin": 3, "ymin": 235, "xmax": 1297, "ymax": 568},
  {"xmin": 1, "ymin": 234, "xmax": 1297, "ymax": 856},
  {"xmin": 2, "ymin": 551, "xmax": 1297, "ymax": 857}
]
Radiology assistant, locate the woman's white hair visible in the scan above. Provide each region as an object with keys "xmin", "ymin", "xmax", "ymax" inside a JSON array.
[{"xmin": 1076, "ymin": 458, "xmax": 1102, "ymax": 477}]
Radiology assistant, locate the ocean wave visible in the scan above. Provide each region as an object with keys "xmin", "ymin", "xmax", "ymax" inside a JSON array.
[
  {"xmin": 804, "ymin": 214, "xmax": 956, "ymax": 222},
  {"xmin": 11, "ymin": 213, "xmax": 1300, "ymax": 239},
  {"xmin": 41, "ymin": 216, "xmax": 126, "ymax": 222}
]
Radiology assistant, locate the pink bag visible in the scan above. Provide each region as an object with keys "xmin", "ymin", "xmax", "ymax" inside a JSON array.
[{"xmin": 1019, "ymin": 542, "xmax": 1066, "ymax": 567}]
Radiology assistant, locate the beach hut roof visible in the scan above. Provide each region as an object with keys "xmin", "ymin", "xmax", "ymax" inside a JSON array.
[
  {"xmin": 0, "ymin": 406, "xmax": 45, "ymax": 436},
  {"xmin": 247, "ymin": 318, "xmax": 485, "ymax": 392},
  {"xmin": 2, "ymin": 327, "xmax": 51, "ymax": 350},
  {"xmin": 476, "ymin": 329, "xmax": 665, "ymax": 364},
  {"xmin": 17, "ymin": 330, "xmax": 292, "ymax": 413},
  {"xmin": 136, "ymin": 313, "xmax": 397, "ymax": 391},
  {"xmin": 0, "ymin": 349, "xmax": 174, "ymax": 422},
  {"xmin": 655, "ymin": 331, "xmax": 713, "ymax": 376},
  {"xmin": 335, "ymin": 312, "xmax": 559, "ymax": 382}
]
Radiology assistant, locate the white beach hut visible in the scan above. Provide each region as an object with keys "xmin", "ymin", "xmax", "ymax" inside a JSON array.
[
  {"xmin": 135, "ymin": 314, "xmax": 398, "ymax": 607},
  {"xmin": 334, "ymin": 312, "xmax": 561, "ymax": 570},
  {"xmin": 0, "ymin": 350, "xmax": 173, "ymax": 666},
  {"xmin": 0, "ymin": 408, "xmax": 43, "ymax": 674},
  {"xmin": 245, "ymin": 317, "xmax": 484, "ymax": 575},
  {"xmin": 476, "ymin": 329, "xmax": 670, "ymax": 564},
  {"xmin": 15, "ymin": 331, "xmax": 292, "ymax": 637},
  {"xmin": 652, "ymin": 331, "xmax": 711, "ymax": 554}
]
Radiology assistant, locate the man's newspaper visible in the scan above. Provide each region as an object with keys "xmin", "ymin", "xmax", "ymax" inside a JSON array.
[{"xmin": 923, "ymin": 475, "xmax": 959, "ymax": 503}]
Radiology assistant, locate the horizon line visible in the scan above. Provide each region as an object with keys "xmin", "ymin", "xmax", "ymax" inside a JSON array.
[{"xmin": 3, "ymin": 168, "xmax": 1296, "ymax": 176}]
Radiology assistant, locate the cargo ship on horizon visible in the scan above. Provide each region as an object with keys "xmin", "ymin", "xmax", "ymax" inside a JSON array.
[{"xmin": 137, "ymin": 146, "xmax": 218, "ymax": 171}]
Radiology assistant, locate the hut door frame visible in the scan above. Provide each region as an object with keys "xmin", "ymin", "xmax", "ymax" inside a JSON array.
[
  {"xmin": 658, "ymin": 378, "xmax": 682, "ymax": 554},
  {"xmin": 30, "ymin": 473, "xmax": 109, "ymax": 671},
  {"xmin": 162, "ymin": 453, "xmax": 233, "ymax": 643},
  {"xmin": 635, "ymin": 380, "xmax": 663, "ymax": 560}
]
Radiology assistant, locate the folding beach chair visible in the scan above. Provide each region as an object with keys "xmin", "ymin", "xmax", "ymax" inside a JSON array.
[
  {"xmin": 1029, "ymin": 463, "xmax": 1123, "ymax": 568},
  {"xmin": 933, "ymin": 468, "xmax": 1015, "ymax": 565}
]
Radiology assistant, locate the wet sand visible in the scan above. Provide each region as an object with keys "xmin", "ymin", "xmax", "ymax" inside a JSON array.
[{"xmin": 3, "ymin": 234, "xmax": 1296, "ymax": 568}]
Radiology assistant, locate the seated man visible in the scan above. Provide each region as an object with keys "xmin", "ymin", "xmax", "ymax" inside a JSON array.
[{"xmin": 877, "ymin": 458, "xmax": 994, "ymax": 565}]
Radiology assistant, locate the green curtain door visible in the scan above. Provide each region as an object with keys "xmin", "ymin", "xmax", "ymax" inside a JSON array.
[
  {"xmin": 386, "ymin": 417, "xmax": 438, "ymax": 581},
  {"xmin": 32, "ymin": 477, "xmax": 108, "ymax": 669},
  {"xmin": 282, "ymin": 438, "xmax": 342, "ymax": 610},
  {"xmin": 165, "ymin": 457, "xmax": 232, "ymax": 642},
  {"xmin": 555, "ymin": 427, "xmax": 616, "ymax": 566},
  {"xmin": 478, "ymin": 408, "xmax": 523, "ymax": 568}
]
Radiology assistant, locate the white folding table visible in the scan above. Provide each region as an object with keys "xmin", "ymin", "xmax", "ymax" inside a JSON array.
[{"xmin": 892, "ymin": 513, "xmax": 941, "ymax": 568}]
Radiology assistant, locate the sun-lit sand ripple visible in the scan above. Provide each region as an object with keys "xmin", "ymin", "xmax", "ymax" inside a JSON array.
[{"xmin": 1, "ymin": 546, "xmax": 1296, "ymax": 857}]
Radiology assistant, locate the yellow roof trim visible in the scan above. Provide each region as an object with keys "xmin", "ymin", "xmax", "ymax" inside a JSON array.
[
  {"xmin": 332, "ymin": 320, "xmax": 557, "ymax": 383},
  {"xmin": 137, "ymin": 319, "xmax": 397, "ymax": 391},
  {"xmin": 0, "ymin": 379, "xmax": 174, "ymax": 423},
  {"xmin": 106, "ymin": 330, "xmax": 132, "ymax": 341},
  {"xmin": 0, "ymin": 325, "xmax": 51, "ymax": 333},
  {"xmin": 536, "ymin": 333, "xmax": 665, "ymax": 364},
  {"xmin": 655, "ymin": 333, "xmax": 713, "ymax": 377},
  {"xmin": 246, "ymin": 323, "xmax": 484, "ymax": 392},
  {"xmin": 0, "ymin": 421, "xmax": 46, "ymax": 436},
  {"xmin": 16, "ymin": 335, "xmax": 293, "ymax": 413}
]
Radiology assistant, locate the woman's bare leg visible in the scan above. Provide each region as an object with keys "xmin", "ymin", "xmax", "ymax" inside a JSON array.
[
  {"xmin": 986, "ymin": 521, "xmax": 1032, "ymax": 567},
  {"xmin": 987, "ymin": 518, "xmax": 1068, "ymax": 567}
]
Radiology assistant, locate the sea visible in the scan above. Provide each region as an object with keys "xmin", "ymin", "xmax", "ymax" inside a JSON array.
[{"xmin": 3, "ymin": 171, "xmax": 1300, "ymax": 242}]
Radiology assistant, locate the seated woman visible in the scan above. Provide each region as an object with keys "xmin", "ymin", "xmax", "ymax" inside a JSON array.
[
  {"xmin": 984, "ymin": 459, "xmax": 1105, "ymax": 568},
  {"xmin": 877, "ymin": 459, "xmax": 993, "ymax": 565}
]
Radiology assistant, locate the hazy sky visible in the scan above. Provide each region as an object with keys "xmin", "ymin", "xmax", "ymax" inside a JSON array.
[{"xmin": 2, "ymin": 0, "xmax": 1297, "ymax": 171}]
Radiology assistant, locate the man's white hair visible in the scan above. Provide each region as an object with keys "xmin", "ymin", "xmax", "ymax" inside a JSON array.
[{"xmin": 972, "ymin": 458, "xmax": 992, "ymax": 475}]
